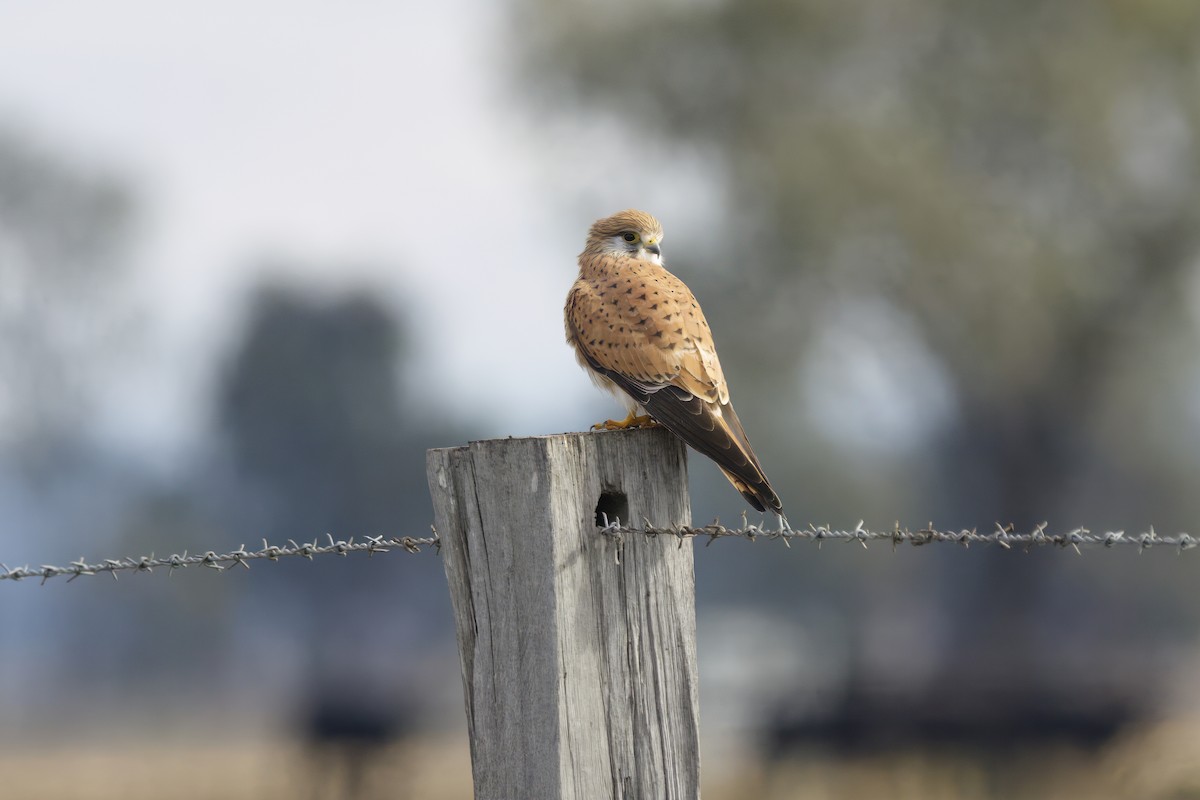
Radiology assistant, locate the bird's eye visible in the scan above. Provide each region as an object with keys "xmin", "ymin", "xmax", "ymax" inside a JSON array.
[{"xmin": 621, "ymin": 232, "xmax": 638, "ymax": 243}]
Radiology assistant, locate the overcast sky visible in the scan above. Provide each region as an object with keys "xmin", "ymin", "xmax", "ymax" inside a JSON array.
[{"xmin": 0, "ymin": 0, "xmax": 723, "ymax": 463}]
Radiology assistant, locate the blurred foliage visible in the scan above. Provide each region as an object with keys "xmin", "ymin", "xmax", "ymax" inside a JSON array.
[
  {"xmin": 519, "ymin": 0, "xmax": 1200, "ymax": 522},
  {"xmin": 210, "ymin": 279, "xmax": 461, "ymax": 707},
  {"xmin": 517, "ymin": 0, "xmax": 1200, "ymax": 737},
  {"xmin": 217, "ymin": 282, "xmax": 416, "ymax": 537},
  {"xmin": 0, "ymin": 128, "xmax": 134, "ymax": 466}
]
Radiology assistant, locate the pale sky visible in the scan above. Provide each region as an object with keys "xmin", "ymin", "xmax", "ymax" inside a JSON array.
[
  {"xmin": 0, "ymin": 0, "xmax": 940, "ymax": 473},
  {"xmin": 0, "ymin": 0, "xmax": 720, "ymax": 463}
]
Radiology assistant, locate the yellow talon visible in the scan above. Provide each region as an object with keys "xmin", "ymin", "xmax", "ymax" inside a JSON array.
[{"xmin": 592, "ymin": 412, "xmax": 659, "ymax": 431}]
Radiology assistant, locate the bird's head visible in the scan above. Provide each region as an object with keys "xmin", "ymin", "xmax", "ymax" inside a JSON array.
[{"xmin": 585, "ymin": 209, "xmax": 664, "ymax": 265}]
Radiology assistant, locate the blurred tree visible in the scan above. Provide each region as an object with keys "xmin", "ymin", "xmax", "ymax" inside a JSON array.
[
  {"xmin": 218, "ymin": 282, "xmax": 414, "ymax": 537},
  {"xmin": 0, "ymin": 127, "xmax": 134, "ymax": 471},
  {"xmin": 213, "ymin": 279, "xmax": 462, "ymax": 724},
  {"xmin": 516, "ymin": 0, "xmax": 1200, "ymax": 741}
]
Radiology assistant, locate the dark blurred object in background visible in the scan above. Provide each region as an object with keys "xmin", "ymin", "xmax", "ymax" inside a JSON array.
[{"xmin": 301, "ymin": 689, "xmax": 417, "ymax": 800}]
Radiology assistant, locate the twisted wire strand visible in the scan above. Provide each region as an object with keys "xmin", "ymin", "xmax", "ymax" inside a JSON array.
[
  {"xmin": 4, "ymin": 520, "xmax": 1195, "ymax": 585},
  {"xmin": 599, "ymin": 517, "xmax": 1200, "ymax": 555},
  {"xmin": 0, "ymin": 533, "xmax": 440, "ymax": 584}
]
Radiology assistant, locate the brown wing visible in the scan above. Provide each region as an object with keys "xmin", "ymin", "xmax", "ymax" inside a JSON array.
[
  {"xmin": 565, "ymin": 254, "xmax": 714, "ymax": 392},
  {"xmin": 566, "ymin": 256, "xmax": 783, "ymax": 513},
  {"xmin": 582, "ymin": 362, "xmax": 782, "ymax": 513}
]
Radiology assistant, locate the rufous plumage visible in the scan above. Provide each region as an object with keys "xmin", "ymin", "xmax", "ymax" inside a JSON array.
[{"xmin": 565, "ymin": 209, "xmax": 783, "ymax": 513}]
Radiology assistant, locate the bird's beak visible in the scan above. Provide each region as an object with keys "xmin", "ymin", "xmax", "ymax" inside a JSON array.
[{"xmin": 646, "ymin": 243, "xmax": 661, "ymax": 256}]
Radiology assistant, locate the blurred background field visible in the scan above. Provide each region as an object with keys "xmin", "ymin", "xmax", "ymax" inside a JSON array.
[
  {"xmin": 3, "ymin": 1, "xmax": 1200, "ymax": 797},
  {"xmin": 5, "ymin": 722, "xmax": 1200, "ymax": 799}
]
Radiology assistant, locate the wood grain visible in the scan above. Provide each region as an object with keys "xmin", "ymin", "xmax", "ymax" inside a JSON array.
[{"xmin": 428, "ymin": 428, "xmax": 699, "ymax": 799}]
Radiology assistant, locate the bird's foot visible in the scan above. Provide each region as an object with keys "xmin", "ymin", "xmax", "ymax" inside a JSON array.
[{"xmin": 592, "ymin": 413, "xmax": 659, "ymax": 431}]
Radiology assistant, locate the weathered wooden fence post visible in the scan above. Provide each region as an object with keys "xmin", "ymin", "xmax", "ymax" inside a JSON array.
[{"xmin": 427, "ymin": 428, "xmax": 700, "ymax": 799}]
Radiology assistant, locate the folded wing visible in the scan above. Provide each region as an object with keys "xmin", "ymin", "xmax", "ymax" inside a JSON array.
[{"xmin": 566, "ymin": 266, "xmax": 782, "ymax": 513}]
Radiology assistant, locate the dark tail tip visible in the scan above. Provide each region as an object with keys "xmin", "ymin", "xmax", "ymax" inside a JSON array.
[{"xmin": 741, "ymin": 490, "xmax": 767, "ymax": 513}]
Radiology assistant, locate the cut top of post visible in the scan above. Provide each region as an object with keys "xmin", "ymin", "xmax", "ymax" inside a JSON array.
[{"xmin": 427, "ymin": 428, "xmax": 700, "ymax": 800}]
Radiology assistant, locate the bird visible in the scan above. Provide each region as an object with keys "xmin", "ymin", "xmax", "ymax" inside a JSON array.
[{"xmin": 565, "ymin": 209, "xmax": 783, "ymax": 515}]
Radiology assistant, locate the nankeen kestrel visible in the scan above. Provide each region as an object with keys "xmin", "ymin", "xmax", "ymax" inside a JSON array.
[{"xmin": 565, "ymin": 209, "xmax": 783, "ymax": 514}]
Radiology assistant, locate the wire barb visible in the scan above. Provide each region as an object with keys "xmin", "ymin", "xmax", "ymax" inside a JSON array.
[
  {"xmin": 0, "ymin": 534, "xmax": 440, "ymax": 584},
  {"xmin": 3, "ymin": 521, "xmax": 1194, "ymax": 585},
  {"xmin": 598, "ymin": 521, "xmax": 1200, "ymax": 554}
]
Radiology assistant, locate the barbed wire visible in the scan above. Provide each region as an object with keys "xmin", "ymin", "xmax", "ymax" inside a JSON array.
[
  {"xmin": 0, "ymin": 533, "xmax": 440, "ymax": 584},
  {"xmin": 3, "ymin": 519, "xmax": 1195, "ymax": 585},
  {"xmin": 599, "ymin": 517, "xmax": 1200, "ymax": 555}
]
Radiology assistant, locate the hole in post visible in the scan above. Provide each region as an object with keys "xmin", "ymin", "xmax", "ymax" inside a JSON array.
[{"xmin": 595, "ymin": 489, "xmax": 629, "ymax": 528}]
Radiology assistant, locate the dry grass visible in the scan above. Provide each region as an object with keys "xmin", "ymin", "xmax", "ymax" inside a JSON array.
[
  {"xmin": 3, "ymin": 719, "xmax": 1200, "ymax": 799},
  {"xmin": 0, "ymin": 733, "xmax": 474, "ymax": 800},
  {"xmin": 704, "ymin": 720, "xmax": 1200, "ymax": 800}
]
